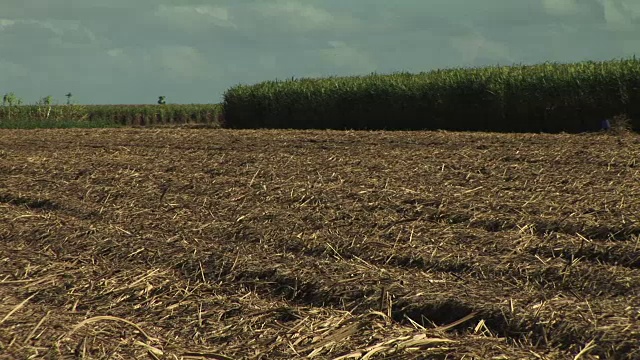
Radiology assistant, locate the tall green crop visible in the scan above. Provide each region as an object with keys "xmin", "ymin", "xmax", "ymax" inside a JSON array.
[{"xmin": 223, "ymin": 57, "xmax": 640, "ymax": 132}]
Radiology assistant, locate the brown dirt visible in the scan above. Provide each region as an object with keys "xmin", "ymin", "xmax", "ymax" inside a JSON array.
[{"xmin": 1, "ymin": 129, "xmax": 639, "ymax": 359}]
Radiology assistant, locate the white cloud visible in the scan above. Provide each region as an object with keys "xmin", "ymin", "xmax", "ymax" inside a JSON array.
[
  {"xmin": 152, "ymin": 45, "xmax": 210, "ymax": 80},
  {"xmin": 0, "ymin": 18, "xmax": 98, "ymax": 47},
  {"xmin": 18, "ymin": 19, "xmax": 67, "ymax": 36},
  {"xmin": 601, "ymin": 0, "xmax": 640, "ymax": 31},
  {"xmin": 99, "ymin": 45, "xmax": 212, "ymax": 80},
  {"xmin": 315, "ymin": 41, "xmax": 376, "ymax": 73},
  {"xmin": 542, "ymin": 0, "xmax": 580, "ymax": 16},
  {"xmin": 155, "ymin": 5, "xmax": 236, "ymax": 31},
  {"xmin": 451, "ymin": 31, "xmax": 513, "ymax": 65},
  {"xmin": 0, "ymin": 19, "xmax": 16, "ymax": 30},
  {"xmin": 0, "ymin": 18, "xmax": 63, "ymax": 35},
  {"xmin": 253, "ymin": 1, "xmax": 360, "ymax": 32},
  {"xmin": 107, "ymin": 48, "xmax": 124, "ymax": 57}
]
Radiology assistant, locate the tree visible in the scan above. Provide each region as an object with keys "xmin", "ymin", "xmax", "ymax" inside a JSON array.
[
  {"xmin": 2, "ymin": 92, "xmax": 22, "ymax": 106},
  {"xmin": 40, "ymin": 95, "xmax": 53, "ymax": 105},
  {"xmin": 2, "ymin": 92, "xmax": 22, "ymax": 120},
  {"xmin": 36, "ymin": 96, "xmax": 54, "ymax": 120},
  {"xmin": 65, "ymin": 93, "xmax": 73, "ymax": 105},
  {"xmin": 158, "ymin": 96, "xmax": 166, "ymax": 105}
]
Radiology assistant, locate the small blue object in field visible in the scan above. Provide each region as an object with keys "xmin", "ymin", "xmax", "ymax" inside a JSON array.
[{"xmin": 601, "ymin": 119, "xmax": 611, "ymax": 131}]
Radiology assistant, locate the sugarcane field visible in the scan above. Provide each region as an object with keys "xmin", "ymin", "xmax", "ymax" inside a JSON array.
[
  {"xmin": 3, "ymin": 8, "xmax": 640, "ymax": 358},
  {"xmin": 1, "ymin": 128, "xmax": 639, "ymax": 359}
]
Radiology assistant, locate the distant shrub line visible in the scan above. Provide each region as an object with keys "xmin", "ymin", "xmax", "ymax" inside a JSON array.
[
  {"xmin": 0, "ymin": 104, "xmax": 223, "ymax": 128},
  {"xmin": 222, "ymin": 58, "xmax": 640, "ymax": 132}
]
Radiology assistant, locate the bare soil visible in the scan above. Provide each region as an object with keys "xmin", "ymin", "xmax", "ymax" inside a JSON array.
[{"xmin": 1, "ymin": 129, "xmax": 639, "ymax": 359}]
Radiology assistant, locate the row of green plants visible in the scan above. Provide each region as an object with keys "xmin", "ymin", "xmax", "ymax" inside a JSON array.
[
  {"xmin": 223, "ymin": 57, "xmax": 640, "ymax": 132},
  {"xmin": 0, "ymin": 97, "xmax": 223, "ymax": 128},
  {"xmin": 79, "ymin": 104, "xmax": 223, "ymax": 126}
]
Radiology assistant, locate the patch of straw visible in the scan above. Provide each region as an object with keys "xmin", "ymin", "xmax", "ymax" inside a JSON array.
[{"xmin": 59, "ymin": 315, "xmax": 159, "ymax": 343}]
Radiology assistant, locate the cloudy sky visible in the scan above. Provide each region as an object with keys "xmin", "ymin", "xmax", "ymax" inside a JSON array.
[{"xmin": 1, "ymin": 0, "xmax": 639, "ymax": 104}]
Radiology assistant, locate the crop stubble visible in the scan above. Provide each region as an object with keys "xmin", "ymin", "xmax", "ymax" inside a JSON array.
[{"xmin": 0, "ymin": 129, "xmax": 639, "ymax": 359}]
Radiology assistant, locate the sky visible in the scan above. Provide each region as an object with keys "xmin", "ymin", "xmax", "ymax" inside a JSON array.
[{"xmin": 1, "ymin": 0, "xmax": 639, "ymax": 105}]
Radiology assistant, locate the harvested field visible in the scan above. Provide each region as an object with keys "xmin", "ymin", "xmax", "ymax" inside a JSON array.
[{"xmin": 1, "ymin": 128, "xmax": 639, "ymax": 359}]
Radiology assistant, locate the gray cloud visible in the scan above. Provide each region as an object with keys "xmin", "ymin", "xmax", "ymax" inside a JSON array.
[{"xmin": 0, "ymin": 0, "xmax": 638, "ymax": 104}]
